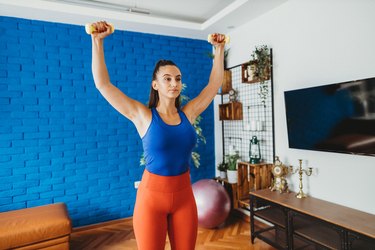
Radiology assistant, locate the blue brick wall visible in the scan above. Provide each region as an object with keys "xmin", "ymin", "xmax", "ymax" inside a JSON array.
[{"xmin": 0, "ymin": 16, "xmax": 215, "ymax": 227}]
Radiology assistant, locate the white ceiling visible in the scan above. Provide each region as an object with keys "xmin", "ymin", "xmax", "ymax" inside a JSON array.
[{"xmin": 0, "ymin": 0, "xmax": 288, "ymax": 39}]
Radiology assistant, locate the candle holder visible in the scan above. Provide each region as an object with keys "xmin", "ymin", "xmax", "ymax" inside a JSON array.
[{"xmin": 290, "ymin": 159, "xmax": 313, "ymax": 199}]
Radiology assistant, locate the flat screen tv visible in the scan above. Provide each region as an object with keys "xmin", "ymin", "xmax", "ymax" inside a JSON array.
[{"xmin": 284, "ymin": 77, "xmax": 375, "ymax": 156}]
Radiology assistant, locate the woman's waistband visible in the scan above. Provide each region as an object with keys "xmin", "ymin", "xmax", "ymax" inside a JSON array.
[{"xmin": 141, "ymin": 169, "xmax": 191, "ymax": 192}]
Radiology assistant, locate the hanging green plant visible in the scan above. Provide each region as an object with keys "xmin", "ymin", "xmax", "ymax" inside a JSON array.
[
  {"xmin": 139, "ymin": 84, "xmax": 206, "ymax": 168},
  {"xmin": 249, "ymin": 45, "xmax": 271, "ymax": 106}
]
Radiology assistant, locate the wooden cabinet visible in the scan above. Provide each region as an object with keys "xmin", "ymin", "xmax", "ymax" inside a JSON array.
[
  {"xmin": 237, "ymin": 162, "xmax": 272, "ymax": 210},
  {"xmin": 250, "ymin": 189, "xmax": 375, "ymax": 250},
  {"xmin": 219, "ymin": 101, "xmax": 243, "ymax": 120},
  {"xmin": 215, "ymin": 162, "xmax": 272, "ymax": 211}
]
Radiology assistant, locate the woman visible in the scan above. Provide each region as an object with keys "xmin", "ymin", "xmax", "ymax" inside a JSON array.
[{"xmin": 91, "ymin": 21, "xmax": 225, "ymax": 250}]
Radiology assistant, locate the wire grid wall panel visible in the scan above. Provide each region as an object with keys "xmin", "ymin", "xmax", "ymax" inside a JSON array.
[{"xmin": 222, "ymin": 65, "xmax": 274, "ymax": 164}]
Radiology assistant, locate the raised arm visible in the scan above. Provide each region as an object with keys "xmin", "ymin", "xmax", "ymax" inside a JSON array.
[
  {"xmin": 183, "ymin": 34, "xmax": 226, "ymax": 122},
  {"xmin": 91, "ymin": 22, "xmax": 150, "ymax": 135}
]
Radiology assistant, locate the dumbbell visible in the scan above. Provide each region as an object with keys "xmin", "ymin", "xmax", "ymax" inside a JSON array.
[
  {"xmin": 207, "ymin": 33, "xmax": 230, "ymax": 44},
  {"xmin": 85, "ymin": 23, "xmax": 115, "ymax": 35}
]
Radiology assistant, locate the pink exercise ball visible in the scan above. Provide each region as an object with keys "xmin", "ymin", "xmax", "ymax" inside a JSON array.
[{"xmin": 192, "ymin": 179, "xmax": 231, "ymax": 229}]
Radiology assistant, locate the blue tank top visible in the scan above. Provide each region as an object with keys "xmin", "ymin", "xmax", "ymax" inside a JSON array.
[{"xmin": 141, "ymin": 108, "xmax": 197, "ymax": 176}]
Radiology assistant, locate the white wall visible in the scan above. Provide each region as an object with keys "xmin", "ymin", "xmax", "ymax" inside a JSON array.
[
  {"xmin": 214, "ymin": 95, "xmax": 223, "ymax": 177},
  {"xmin": 219, "ymin": 0, "xmax": 375, "ymax": 214}
]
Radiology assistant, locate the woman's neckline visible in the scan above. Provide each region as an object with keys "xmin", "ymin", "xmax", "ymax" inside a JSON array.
[{"xmin": 154, "ymin": 108, "xmax": 182, "ymax": 126}]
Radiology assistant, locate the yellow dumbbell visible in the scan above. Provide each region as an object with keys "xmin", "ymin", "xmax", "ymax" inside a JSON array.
[
  {"xmin": 207, "ymin": 33, "xmax": 230, "ymax": 44},
  {"xmin": 85, "ymin": 23, "xmax": 115, "ymax": 35}
]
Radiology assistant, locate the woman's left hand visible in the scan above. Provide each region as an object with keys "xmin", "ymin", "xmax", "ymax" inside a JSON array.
[{"xmin": 208, "ymin": 33, "xmax": 227, "ymax": 48}]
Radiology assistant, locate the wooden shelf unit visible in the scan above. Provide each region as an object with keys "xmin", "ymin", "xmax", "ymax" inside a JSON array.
[
  {"xmin": 219, "ymin": 101, "xmax": 243, "ymax": 120},
  {"xmin": 237, "ymin": 162, "xmax": 273, "ymax": 210},
  {"xmin": 250, "ymin": 189, "xmax": 375, "ymax": 250},
  {"xmin": 214, "ymin": 162, "xmax": 273, "ymax": 212}
]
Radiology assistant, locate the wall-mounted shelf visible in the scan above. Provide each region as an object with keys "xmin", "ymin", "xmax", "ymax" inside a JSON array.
[
  {"xmin": 222, "ymin": 70, "xmax": 232, "ymax": 94},
  {"xmin": 219, "ymin": 49, "xmax": 274, "ymax": 164},
  {"xmin": 241, "ymin": 62, "xmax": 270, "ymax": 84},
  {"xmin": 219, "ymin": 101, "xmax": 243, "ymax": 120}
]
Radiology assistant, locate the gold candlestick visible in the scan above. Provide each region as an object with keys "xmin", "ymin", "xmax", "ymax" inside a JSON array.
[{"xmin": 290, "ymin": 159, "xmax": 312, "ymax": 199}]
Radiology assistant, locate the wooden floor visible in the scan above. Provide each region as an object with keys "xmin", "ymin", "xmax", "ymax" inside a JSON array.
[{"xmin": 70, "ymin": 215, "xmax": 276, "ymax": 250}]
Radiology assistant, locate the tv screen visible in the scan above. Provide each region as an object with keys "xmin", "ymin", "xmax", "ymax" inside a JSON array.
[{"xmin": 284, "ymin": 77, "xmax": 375, "ymax": 156}]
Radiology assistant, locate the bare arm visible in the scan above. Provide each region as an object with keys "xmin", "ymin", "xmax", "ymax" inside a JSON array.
[
  {"xmin": 183, "ymin": 35, "xmax": 225, "ymax": 122},
  {"xmin": 91, "ymin": 22, "xmax": 150, "ymax": 134}
]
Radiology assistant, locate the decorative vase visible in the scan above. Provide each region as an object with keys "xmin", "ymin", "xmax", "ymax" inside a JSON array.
[
  {"xmin": 227, "ymin": 170, "xmax": 238, "ymax": 184},
  {"xmin": 219, "ymin": 171, "xmax": 227, "ymax": 179}
]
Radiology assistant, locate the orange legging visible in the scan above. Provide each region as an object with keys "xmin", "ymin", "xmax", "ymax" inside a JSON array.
[{"xmin": 133, "ymin": 170, "xmax": 198, "ymax": 250}]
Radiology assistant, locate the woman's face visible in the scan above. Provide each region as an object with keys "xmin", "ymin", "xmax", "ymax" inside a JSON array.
[{"xmin": 153, "ymin": 65, "xmax": 182, "ymax": 99}]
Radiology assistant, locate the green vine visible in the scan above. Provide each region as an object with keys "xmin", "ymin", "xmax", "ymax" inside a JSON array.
[{"xmin": 249, "ymin": 45, "xmax": 271, "ymax": 106}]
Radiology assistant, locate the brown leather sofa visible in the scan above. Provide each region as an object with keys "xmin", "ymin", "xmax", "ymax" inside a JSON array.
[{"xmin": 0, "ymin": 203, "xmax": 72, "ymax": 250}]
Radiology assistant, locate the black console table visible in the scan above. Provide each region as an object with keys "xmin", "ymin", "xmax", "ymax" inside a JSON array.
[{"xmin": 250, "ymin": 189, "xmax": 375, "ymax": 249}]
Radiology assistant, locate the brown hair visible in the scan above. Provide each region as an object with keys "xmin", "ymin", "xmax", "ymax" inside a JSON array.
[{"xmin": 148, "ymin": 60, "xmax": 181, "ymax": 109}]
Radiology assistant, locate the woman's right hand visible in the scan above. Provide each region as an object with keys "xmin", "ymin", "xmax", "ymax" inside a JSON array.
[{"xmin": 91, "ymin": 21, "xmax": 113, "ymax": 40}]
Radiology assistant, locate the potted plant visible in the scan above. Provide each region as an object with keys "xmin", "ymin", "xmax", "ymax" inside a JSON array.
[
  {"xmin": 248, "ymin": 45, "xmax": 271, "ymax": 106},
  {"xmin": 217, "ymin": 162, "xmax": 228, "ymax": 179},
  {"xmin": 226, "ymin": 153, "xmax": 240, "ymax": 184}
]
